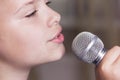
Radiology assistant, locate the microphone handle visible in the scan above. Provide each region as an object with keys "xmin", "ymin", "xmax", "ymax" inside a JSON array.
[{"xmin": 93, "ymin": 48, "xmax": 106, "ymax": 65}]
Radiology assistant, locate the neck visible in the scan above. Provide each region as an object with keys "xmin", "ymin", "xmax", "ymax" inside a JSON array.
[{"xmin": 0, "ymin": 61, "xmax": 31, "ymax": 80}]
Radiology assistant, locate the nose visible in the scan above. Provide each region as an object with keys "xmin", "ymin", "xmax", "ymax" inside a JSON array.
[{"xmin": 47, "ymin": 8, "xmax": 61, "ymax": 27}]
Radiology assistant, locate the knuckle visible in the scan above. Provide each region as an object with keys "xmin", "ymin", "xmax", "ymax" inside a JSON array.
[
  {"xmin": 99, "ymin": 64, "xmax": 110, "ymax": 74},
  {"xmin": 113, "ymin": 46, "xmax": 120, "ymax": 50},
  {"xmin": 108, "ymin": 46, "xmax": 120, "ymax": 55}
]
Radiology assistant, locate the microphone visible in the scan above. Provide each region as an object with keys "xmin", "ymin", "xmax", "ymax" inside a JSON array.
[{"xmin": 72, "ymin": 31, "xmax": 106, "ymax": 65}]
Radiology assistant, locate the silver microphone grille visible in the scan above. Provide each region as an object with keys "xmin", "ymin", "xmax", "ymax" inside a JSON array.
[{"xmin": 72, "ymin": 32, "xmax": 104, "ymax": 64}]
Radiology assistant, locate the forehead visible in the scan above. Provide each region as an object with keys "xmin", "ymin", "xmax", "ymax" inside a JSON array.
[
  {"xmin": 0, "ymin": 0, "xmax": 35, "ymax": 19},
  {"xmin": 0, "ymin": 0, "xmax": 34, "ymax": 7},
  {"xmin": 0, "ymin": 0, "xmax": 35, "ymax": 12}
]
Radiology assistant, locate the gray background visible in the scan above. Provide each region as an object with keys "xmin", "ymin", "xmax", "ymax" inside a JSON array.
[{"xmin": 29, "ymin": 0, "xmax": 120, "ymax": 80}]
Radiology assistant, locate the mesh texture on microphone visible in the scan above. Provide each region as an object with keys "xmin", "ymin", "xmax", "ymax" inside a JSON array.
[{"xmin": 72, "ymin": 32, "xmax": 104, "ymax": 64}]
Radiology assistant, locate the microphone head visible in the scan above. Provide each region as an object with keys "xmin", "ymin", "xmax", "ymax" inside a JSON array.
[{"xmin": 72, "ymin": 32, "xmax": 104, "ymax": 64}]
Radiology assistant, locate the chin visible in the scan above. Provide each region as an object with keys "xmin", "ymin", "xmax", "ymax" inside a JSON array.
[
  {"xmin": 31, "ymin": 52, "xmax": 65, "ymax": 67},
  {"xmin": 30, "ymin": 45, "xmax": 65, "ymax": 66},
  {"xmin": 51, "ymin": 46, "xmax": 65, "ymax": 62},
  {"xmin": 43, "ymin": 46, "xmax": 65, "ymax": 64}
]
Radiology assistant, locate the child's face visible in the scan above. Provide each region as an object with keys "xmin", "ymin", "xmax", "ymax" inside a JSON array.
[{"xmin": 0, "ymin": 0, "xmax": 65, "ymax": 68}]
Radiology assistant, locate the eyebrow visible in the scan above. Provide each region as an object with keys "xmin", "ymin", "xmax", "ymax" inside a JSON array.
[
  {"xmin": 15, "ymin": 0, "xmax": 35, "ymax": 14},
  {"xmin": 25, "ymin": 0, "xmax": 35, "ymax": 5}
]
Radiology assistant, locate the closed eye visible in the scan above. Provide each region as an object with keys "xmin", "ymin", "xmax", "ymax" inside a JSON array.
[{"xmin": 25, "ymin": 10, "xmax": 37, "ymax": 17}]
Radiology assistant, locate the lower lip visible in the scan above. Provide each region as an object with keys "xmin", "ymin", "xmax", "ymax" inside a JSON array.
[{"xmin": 51, "ymin": 33, "xmax": 64, "ymax": 43}]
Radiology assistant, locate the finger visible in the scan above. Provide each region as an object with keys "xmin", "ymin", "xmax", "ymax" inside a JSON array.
[
  {"xmin": 113, "ymin": 54, "xmax": 120, "ymax": 66},
  {"xmin": 99, "ymin": 46, "xmax": 120, "ymax": 66}
]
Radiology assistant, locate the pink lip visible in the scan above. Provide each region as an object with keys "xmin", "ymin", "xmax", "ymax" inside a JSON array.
[
  {"xmin": 51, "ymin": 33, "xmax": 64, "ymax": 43},
  {"xmin": 49, "ymin": 29, "xmax": 64, "ymax": 43}
]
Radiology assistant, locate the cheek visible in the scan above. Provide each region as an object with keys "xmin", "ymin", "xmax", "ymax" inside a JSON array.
[
  {"xmin": 0, "ymin": 23, "xmax": 47, "ymax": 64},
  {"xmin": 10, "ymin": 27, "xmax": 46, "ymax": 54}
]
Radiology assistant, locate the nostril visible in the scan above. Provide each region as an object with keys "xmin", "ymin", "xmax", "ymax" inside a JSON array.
[
  {"xmin": 54, "ymin": 21, "xmax": 59, "ymax": 26},
  {"xmin": 48, "ymin": 17, "xmax": 60, "ymax": 28}
]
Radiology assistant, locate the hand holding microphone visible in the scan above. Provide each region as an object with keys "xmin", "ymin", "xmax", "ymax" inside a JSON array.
[{"xmin": 72, "ymin": 31, "xmax": 120, "ymax": 80}]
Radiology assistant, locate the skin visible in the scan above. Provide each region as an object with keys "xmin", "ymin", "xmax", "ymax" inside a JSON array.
[
  {"xmin": 96, "ymin": 46, "xmax": 120, "ymax": 80},
  {"xmin": 0, "ymin": 0, "xmax": 120, "ymax": 80},
  {"xmin": 0, "ymin": 0, "xmax": 65, "ymax": 80}
]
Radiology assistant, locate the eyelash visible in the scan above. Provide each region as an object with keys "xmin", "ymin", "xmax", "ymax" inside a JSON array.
[
  {"xmin": 25, "ymin": 1, "xmax": 52, "ymax": 18},
  {"xmin": 25, "ymin": 10, "xmax": 37, "ymax": 17}
]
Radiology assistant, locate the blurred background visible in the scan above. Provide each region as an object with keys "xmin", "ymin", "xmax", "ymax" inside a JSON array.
[{"xmin": 29, "ymin": 0, "xmax": 120, "ymax": 80}]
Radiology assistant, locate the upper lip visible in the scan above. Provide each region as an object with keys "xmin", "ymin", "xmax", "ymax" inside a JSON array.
[{"xmin": 49, "ymin": 27, "xmax": 62, "ymax": 41}]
